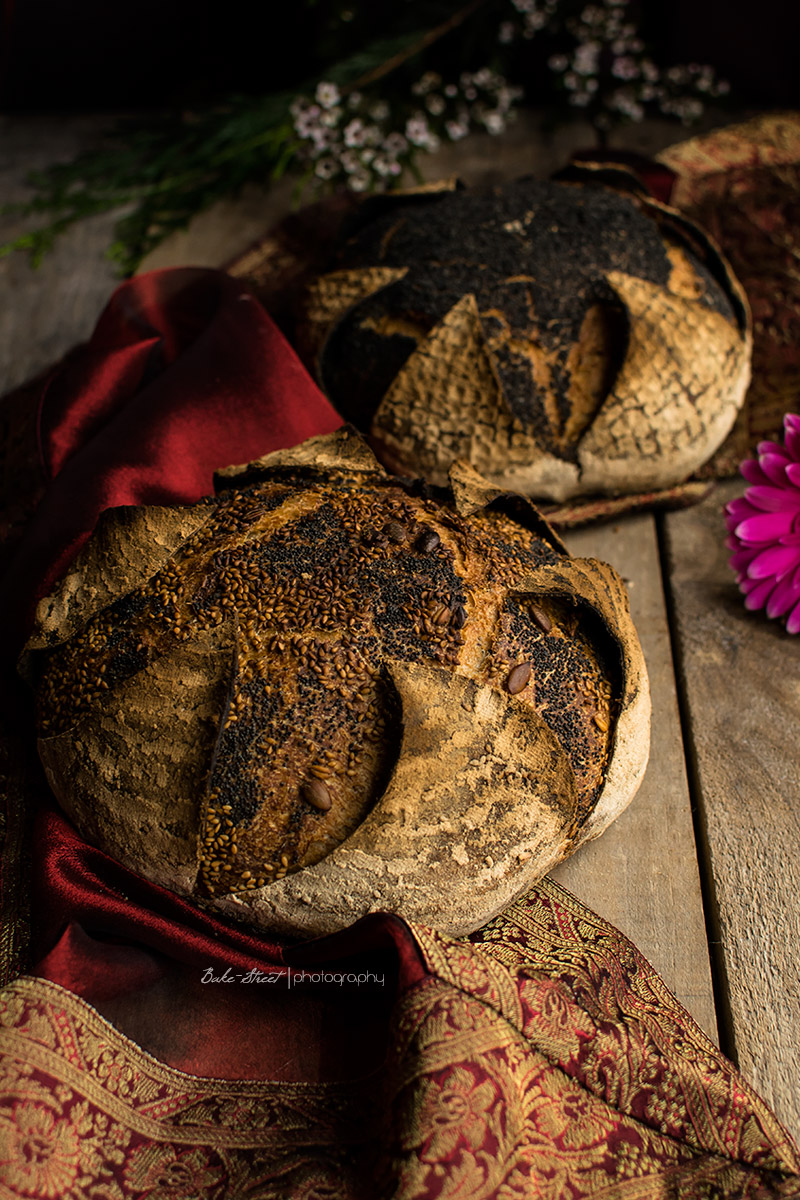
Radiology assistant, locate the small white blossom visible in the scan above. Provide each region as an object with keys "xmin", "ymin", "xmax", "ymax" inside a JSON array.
[
  {"xmin": 294, "ymin": 105, "xmax": 322, "ymax": 137},
  {"xmin": 349, "ymin": 170, "xmax": 371, "ymax": 192},
  {"xmin": 315, "ymin": 81, "xmax": 341, "ymax": 110},
  {"xmin": 309, "ymin": 126, "xmax": 334, "ymax": 152},
  {"xmin": 574, "ymin": 41, "xmax": 600, "ymax": 74},
  {"xmin": 372, "ymin": 154, "xmax": 394, "ymax": 177},
  {"xmin": 483, "ymin": 111, "xmax": 507, "ymax": 134},
  {"xmin": 474, "ymin": 67, "xmax": 496, "ymax": 88},
  {"xmin": 523, "ymin": 10, "xmax": 548, "ymax": 32},
  {"xmin": 320, "ymin": 107, "xmax": 342, "ymax": 128},
  {"xmin": 426, "ymin": 94, "xmax": 446, "ymax": 116},
  {"xmin": 445, "ymin": 118, "xmax": 470, "ymax": 141},
  {"xmin": 344, "ymin": 118, "xmax": 367, "ymax": 147},
  {"xmin": 412, "ymin": 71, "xmax": 441, "ymax": 96},
  {"xmin": 498, "ymin": 20, "xmax": 516, "ymax": 43},
  {"xmin": 383, "ymin": 131, "xmax": 408, "ymax": 156},
  {"xmin": 612, "ymin": 55, "xmax": 640, "ymax": 80},
  {"xmin": 314, "ymin": 157, "xmax": 337, "ymax": 179},
  {"xmin": 406, "ymin": 114, "xmax": 432, "ymax": 146},
  {"xmin": 369, "ymin": 100, "xmax": 390, "ymax": 121},
  {"xmin": 610, "ymin": 88, "xmax": 644, "ymax": 120}
]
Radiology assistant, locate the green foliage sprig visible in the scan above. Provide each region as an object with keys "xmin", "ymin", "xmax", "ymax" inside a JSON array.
[{"xmin": 1, "ymin": 0, "xmax": 729, "ymax": 276}]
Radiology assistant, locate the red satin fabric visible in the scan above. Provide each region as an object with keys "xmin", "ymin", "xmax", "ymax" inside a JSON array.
[
  {"xmin": 2, "ymin": 267, "xmax": 342, "ymax": 659},
  {"xmin": 0, "ymin": 268, "xmax": 421, "ymax": 1077}
]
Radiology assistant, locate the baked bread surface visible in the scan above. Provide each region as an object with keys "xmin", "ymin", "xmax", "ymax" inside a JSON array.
[
  {"xmin": 299, "ymin": 178, "xmax": 751, "ymax": 500},
  {"xmin": 27, "ymin": 430, "xmax": 650, "ymax": 935}
]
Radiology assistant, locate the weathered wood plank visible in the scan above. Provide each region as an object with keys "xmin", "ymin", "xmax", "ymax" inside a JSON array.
[
  {"xmin": 663, "ymin": 479, "xmax": 800, "ymax": 1142},
  {"xmin": 0, "ymin": 116, "xmax": 122, "ymax": 395},
  {"xmin": 552, "ymin": 513, "xmax": 718, "ymax": 1044}
]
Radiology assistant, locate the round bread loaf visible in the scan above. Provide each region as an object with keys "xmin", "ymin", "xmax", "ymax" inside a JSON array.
[
  {"xmin": 298, "ymin": 176, "xmax": 751, "ymax": 501},
  {"xmin": 24, "ymin": 429, "xmax": 649, "ymax": 936}
]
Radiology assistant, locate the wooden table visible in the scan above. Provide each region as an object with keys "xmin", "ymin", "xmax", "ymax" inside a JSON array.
[
  {"xmin": 556, "ymin": 491, "xmax": 800, "ymax": 1143},
  {"xmin": 2, "ymin": 109, "xmax": 798, "ymax": 1142}
]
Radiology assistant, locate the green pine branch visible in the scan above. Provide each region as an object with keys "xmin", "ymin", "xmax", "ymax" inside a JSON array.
[{"xmin": 0, "ymin": 22, "xmax": 447, "ymax": 276}]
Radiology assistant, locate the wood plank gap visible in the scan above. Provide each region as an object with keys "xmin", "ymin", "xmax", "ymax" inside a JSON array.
[{"xmin": 654, "ymin": 509, "xmax": 738, "ymax": 1066}]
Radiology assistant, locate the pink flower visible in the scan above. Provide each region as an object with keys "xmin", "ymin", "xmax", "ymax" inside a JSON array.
[{"xmin": 725, "ymin": 413, "xmax": 800, "ymax": 633}]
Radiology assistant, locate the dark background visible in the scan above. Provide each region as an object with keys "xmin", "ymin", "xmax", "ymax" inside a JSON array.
[{"xmin": 1, "ymin": 0, "xmax": 798, "ymax": 113}]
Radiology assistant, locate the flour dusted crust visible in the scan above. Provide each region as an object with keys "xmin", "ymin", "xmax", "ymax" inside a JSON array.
[
  {"xmin": 298, "ymin": 178, "xmax": 751, "ymax": 502},
  {"xmin": 25, "ymin": 429, "xmax": 649, "ymax": 936}
]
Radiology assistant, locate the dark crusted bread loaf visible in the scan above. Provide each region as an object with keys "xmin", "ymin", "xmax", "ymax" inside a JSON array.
[
  {"xmin": 297, "ymin": 176, "xmax": 751, "ymax": 501},
  {"xmin": 25, "ymin": 429, "xmax": 649, "ymax": 936}
]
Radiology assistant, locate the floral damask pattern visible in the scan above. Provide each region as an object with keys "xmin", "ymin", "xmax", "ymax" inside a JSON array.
[{"xmin": 2, "ymin": 879, "xmax": 800, "ymax": 1198}]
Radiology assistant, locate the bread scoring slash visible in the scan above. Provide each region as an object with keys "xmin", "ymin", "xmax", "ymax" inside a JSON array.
[
  {"xmin": 297, "ymin": 175, "xmax": 751, "ymax": 501},
  {"xmin": 23, "ymin": 428, "xmax": 650, "ymax": 936}
]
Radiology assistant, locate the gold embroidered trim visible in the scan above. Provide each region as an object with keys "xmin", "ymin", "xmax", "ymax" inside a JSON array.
[
  {"xmin": 0, "ymin": 977, "xmax": 377, "ymax": 1147},
  {"xmin": 0, "ymin": 736, "xmax": 32, "ymax": 987},
  {"xmin": 2, "ymin": 883, "xmax": 799, "ymax": 1200}
]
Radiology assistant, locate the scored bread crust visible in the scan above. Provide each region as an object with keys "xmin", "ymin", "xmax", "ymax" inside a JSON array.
[
  {"xmin": 297, "ymin": 178, "xmax": 751, "ymax": 501},
  {"xmin": 25, "ymin": 429, "xmax": 650, "ymax": 937}
]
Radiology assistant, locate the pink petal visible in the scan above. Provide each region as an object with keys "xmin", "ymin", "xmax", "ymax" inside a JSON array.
[
  {"xmin": 766, "ymin": 573, "xmax": 800, "ymax": 618},
  {"xmin": 725, "ymin": 496, "xmax": 757, "ymax": 522},
  {"xmin": 787, "ymin": 598, "xmax": 800, "ymax": 634},
  {"xmin": 744, "ymin": 577, "xmax": 776, "ymax": 609},
  {"xmin": 759, "ymin": 452, "xmax": 790, "ymax": 486},
  {"xmin": 735, "ymin": 510, "xmax": 795, "ymax": 543},
  {"xmin": 747, "ymin": 543, "xmax": 800, "ymax": 579},
  {"xmin": 785, "ymin": 463, "xmax": 800, "ymax": 487},
  {"xmin": 785, "ymin": 427, "xmax": 800, "ymax": 462},
  {"xmin": 729, "ymin": 547, "xmax": 759, "ymax": 573},
  {"xmin": 740, "ymin": 459, "xmax": 770, "ymax": 486},
  {"xmin": 779, "ymin": 531, "xmax": 800, "ymax": 547},
  {"xmin": 757, "ymin": 439, "xmax": 789, "ymax": 459},
  {"xmin": 745, "ymin": 484, "xmax": 800, "ymax": 512}
]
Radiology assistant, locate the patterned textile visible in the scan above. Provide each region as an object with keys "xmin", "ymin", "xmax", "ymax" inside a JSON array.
[
  {"xmin": 2, "ymin": 879, "xmax": 798, "ymax": 1199},
  {"xmin": 659, "ymin": 112, "xmax": 800, "ymax": 478}
]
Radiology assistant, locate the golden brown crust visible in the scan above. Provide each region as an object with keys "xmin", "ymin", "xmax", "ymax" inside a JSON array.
[
  {"xmin": 297, "ymin": 179, "xmax": 751, "ymax": 500},
  {"xmin": 28, "ymin": 432, "xmax": 649, "ymax": 935}
]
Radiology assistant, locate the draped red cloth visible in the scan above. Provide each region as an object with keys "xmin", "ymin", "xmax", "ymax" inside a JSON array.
[
  {"xmin": 0, "ymin": 266, "xmax": 369, "ymax": 1077},
  {"xmin": 2, "ymin": 267, "xmax": 342, "ymax": 658}
]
